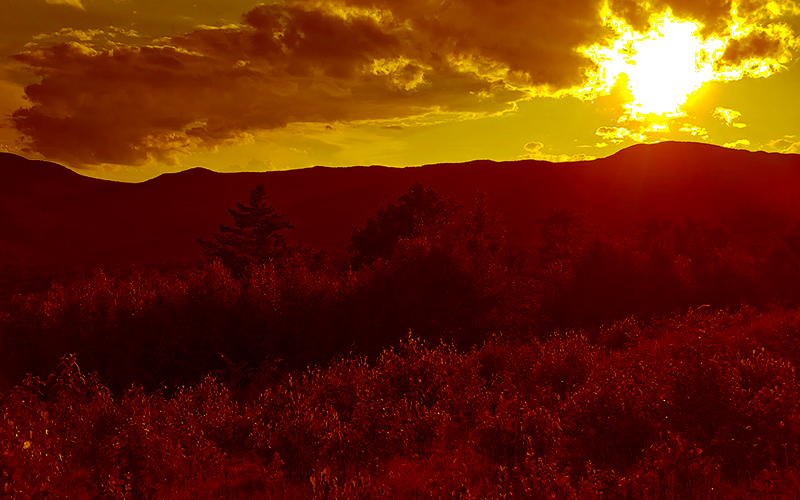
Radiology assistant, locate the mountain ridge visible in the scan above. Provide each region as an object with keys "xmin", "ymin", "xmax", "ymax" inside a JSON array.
[{"xmin": 2, "ymin": 142, "xmax": 799, "ymax": 267}]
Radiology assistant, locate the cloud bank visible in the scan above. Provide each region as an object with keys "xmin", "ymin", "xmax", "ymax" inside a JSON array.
[{"xmin": 8, "ymin": 0, "xmax": 800, "ymax": 166}]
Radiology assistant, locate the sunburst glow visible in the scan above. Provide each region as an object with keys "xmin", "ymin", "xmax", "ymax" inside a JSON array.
[{"xmin": 582, "ymin": 10, "xmax": 741, "ymax": 119}]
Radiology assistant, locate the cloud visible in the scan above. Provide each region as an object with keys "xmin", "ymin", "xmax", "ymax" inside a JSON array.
[
  {"xmin": 595, "ymin": 125, "xmax": 646, "ymax": 143},
  {"xmin": 678, "ymin": 124, "xmax": 709, "ymax": 137},
  {"xmin": 594, "ymin": 116, "xmax": 710, "ymax": 146},
  {"xmin": 44, "ymin": 0, "xmax": 84, "ymax": 10},
  {"xmin": 12, "ymin": 2, "xmax": 545, "ymax": 166},
  {"xmin": 345, "ymin": 0, "xmax": 607, "ymax": 87},
  {"xmin": 713, "ymin": 107, "xmax": 747, "ymax": 128},
  {"xmin": 723, "ymin": 138, "xmax": 751, "ymax": 149},
  {"xmin": 31, "ymin": 26, "xmax": 140, "ymax": 43},
  {"xmin": 768, "ymin": 135, "xmax": 800, "ymax": 153},
  {"xmin": 523, "ymin": 141, "xmax": 595, "ymax": 162},
  {"xmin": 607, "ymin": 0, "xmax": 797, "ymax": 34},
  {"xmin": 524, "ymin": 141, "xmax": 546, "ymax": 155},
  {"xmin": 717, "ymin": 24, "xmax": 799, "ymax": 74}
]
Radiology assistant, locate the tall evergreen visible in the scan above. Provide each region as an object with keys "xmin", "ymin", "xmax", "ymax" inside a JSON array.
[{"xmin": 199, "ymin": 184, "xmax": 293, "ymax": 276}]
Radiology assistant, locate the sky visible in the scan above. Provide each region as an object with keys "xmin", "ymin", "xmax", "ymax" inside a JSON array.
[{"xmin": 1, "ymin": 0, "xmax": 799, "ymax": 182}]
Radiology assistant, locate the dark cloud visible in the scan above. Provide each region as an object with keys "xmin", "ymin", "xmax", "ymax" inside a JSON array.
[
  {"xmin": 12, "ymin": 0, "xmax": 594, "ymax": 166},
  {"xmin": 719, "ymin": 26, "xmax": 796, "ymax": 67},
  {"xmin": 328, "ymin": 0, "xmax": 606, "ymax": 88},
  {"xmin": 177, "ymin": 4, "xmax": 404, "ymax": 79},
  {"xmin": 607, "ymin": 0, "xmax": 733, "ymax": 33}
]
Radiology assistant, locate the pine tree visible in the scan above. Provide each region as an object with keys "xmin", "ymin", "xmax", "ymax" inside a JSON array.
[{"xmin": 198, "ymin": 184, "xmax": 293, "ymax": 276}]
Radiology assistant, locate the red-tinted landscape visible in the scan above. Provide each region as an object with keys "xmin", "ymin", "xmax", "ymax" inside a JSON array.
[{"xmin": 4, "ymin": 141, "xmax": 800, "ymax": 498}]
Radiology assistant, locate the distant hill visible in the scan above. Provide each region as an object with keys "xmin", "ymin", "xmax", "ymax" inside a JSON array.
[{"xmin": 1, "ymin": 142, "xmax": 799, "ymax": 268}]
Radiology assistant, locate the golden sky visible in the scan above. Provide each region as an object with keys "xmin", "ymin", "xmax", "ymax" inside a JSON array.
[{"xmin": 1, "ymin": 0, "xmax": 798, "ymax": 181}]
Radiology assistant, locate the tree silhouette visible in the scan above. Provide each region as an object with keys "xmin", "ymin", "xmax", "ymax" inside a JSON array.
[
  {"xmin": 349, "ymin": 183, "xmax": 461, "ymax": 269},
  {"xmin": 535, "ymin": 208, "xmax": 593, "ymax": 266},
  {"xmin": 198, "ymin": 184, "xmax": 293, "ymax": 276}
]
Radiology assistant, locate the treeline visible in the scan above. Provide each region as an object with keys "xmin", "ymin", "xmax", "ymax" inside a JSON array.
[
  {"xmin": 2, "ymin": 184, "xmax": 516, "ymax": 392},
  {"xmin": 538, "ymin": 210, "xmax": 800, "ymax": 330},
  {"xmin": 4, "ymin": 184, "xmax": 800, "ymax": 392}
]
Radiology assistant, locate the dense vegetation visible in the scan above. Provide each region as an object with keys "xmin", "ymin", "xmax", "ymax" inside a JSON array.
[{"xmin": 4, "ymin": 183, "xmax": 800, "ymax": 498}]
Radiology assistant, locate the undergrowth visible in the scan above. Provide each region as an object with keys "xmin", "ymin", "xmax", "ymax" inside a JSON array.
[{"xmin": 4, "ymin": 307, "xmax": 800, "ymax": 499}]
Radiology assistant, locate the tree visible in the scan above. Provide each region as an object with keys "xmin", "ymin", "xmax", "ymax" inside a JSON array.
[
  {"xmin": 198, "ymin": 184, "xmax": 293, "ymax": 277},
  {"xmin": 535, "ymin": 208, "xmax": 593, "ymax": 266},
  {"xmin": 349, "ymin": 183, "xmax": 460, "ymax": 269}
]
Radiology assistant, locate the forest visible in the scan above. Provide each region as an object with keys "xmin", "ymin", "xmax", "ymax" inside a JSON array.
[{"xmin": 4, "ymin": 181, "xmax": 800, "ymax": 499}]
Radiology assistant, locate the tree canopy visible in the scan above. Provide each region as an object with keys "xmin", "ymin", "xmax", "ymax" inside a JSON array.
[{"xmin": 349, "ymin": 183, "xmax": 460, "ymax": 269}]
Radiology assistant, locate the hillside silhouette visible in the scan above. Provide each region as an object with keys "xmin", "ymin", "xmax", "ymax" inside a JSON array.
[{"xmin": 2, "ymin": 142, "xmax": 799, "ymax": 269}]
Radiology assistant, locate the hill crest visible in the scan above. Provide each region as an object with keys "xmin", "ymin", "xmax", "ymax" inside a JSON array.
[{"xmin": 1, "ymin": 142, "xmax": 799, "ymax": 267}]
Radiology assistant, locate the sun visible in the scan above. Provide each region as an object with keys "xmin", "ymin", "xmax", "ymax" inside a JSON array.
[{"xmin": 581, "ymin": 9, "xmax": 736, "ymax": 120}]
